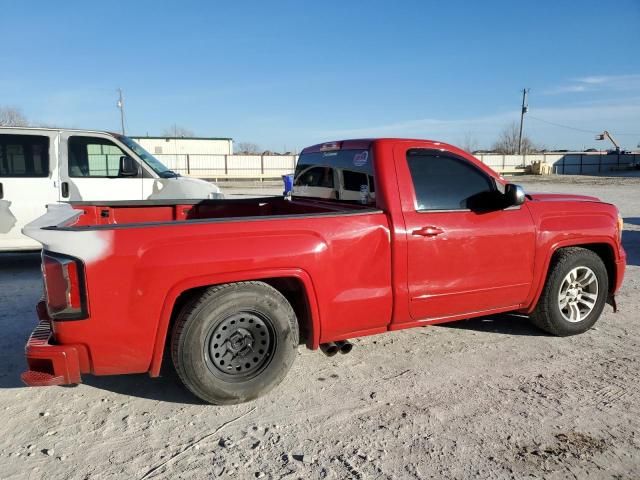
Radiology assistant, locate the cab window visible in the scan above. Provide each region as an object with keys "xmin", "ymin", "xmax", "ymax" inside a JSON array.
[
  {"xmin": 68, "ymin": 136, "xmax": 135, "ymax": 178},
  {"xmin": 407, "ymin": 149, "xmax": 494, "ymax": 211}
]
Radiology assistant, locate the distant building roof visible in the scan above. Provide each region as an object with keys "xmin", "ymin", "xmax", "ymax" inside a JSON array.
[{"xmin": 132, "ymin": 136, "xmax": 233, "ymax": 141}]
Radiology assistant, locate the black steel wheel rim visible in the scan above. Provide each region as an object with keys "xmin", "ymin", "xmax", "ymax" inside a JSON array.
[{"xmin": 204, "ymin": 311, "xmax": 276, "ymax": 381}]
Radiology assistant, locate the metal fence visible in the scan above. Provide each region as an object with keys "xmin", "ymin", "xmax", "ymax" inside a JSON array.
[
  {"xmin": 155, "ymin": 154, "xmax": 298, "ymax": 179},
  {"xmin": 155, "ymin": 152, "xmax": 639, "ymax": 179},
  {"xmin": 474, "ymin": 152, "xmax": 639, "ymax": 175}
]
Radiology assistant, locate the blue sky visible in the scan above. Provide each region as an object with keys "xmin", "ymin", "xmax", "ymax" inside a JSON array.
[{"xmin": 2, "ymin": 0, "xmax": 639, "ymax": 151}]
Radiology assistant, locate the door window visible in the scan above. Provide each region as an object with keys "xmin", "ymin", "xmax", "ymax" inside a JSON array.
[
  {"xmin": 68, "ymin": 136, "xmax": 135, "ymax": 178},
  {"xmin": 0, "ymin": 135, "xmax": 49, "ymax": 177},
  {"xmin": 406, "ymin": 150, "xmax": 494, "ymax": 211}
]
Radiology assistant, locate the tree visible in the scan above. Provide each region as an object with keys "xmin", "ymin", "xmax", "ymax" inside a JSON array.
[
  {"xmin": 162, "ymin": 125, "xmax": 195, "ymax": 138},
  {"xmin": 0, "ymin": 106, "xmax": 29, "ymax": 127},
  {"xmin": 491, "ymin": 121, "xmax": 538, "ymax": 154},
  {"xmin": 235, "ymin": 142, "xmax": 261, "ymax": 154},
  {"xmin": 460, "ymin": 132, "xmax": 479, "ymax": 153}
]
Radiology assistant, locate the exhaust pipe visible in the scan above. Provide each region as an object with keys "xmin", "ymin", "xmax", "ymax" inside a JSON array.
[
  {"xmin": 320, "ymin": 342, "xmax": 339, "ymax": 357},
  {"xmin": 335, "ymin": 340, "xmax": 353, "ymax": 354}
]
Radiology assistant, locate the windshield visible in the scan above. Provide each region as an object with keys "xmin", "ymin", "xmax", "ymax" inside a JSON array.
[
  {"xmin": 119, "ymin": 136, "xmax": 175, "ymax": 177},
  {"xmin": 292, "ymin": 148, "xmax": 375, "ymax": 205}
]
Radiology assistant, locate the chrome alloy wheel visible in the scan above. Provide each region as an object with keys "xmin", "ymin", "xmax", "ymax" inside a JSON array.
[{"xmin": 558, "ymin": 266, "xmax": 599, "ymax": 323}]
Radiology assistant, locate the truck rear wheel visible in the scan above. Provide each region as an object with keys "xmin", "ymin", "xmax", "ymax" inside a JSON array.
[
  {"xmin": 530, "ymin": 247, "xmax": 608, "ymax": 336},
  {"xmin": 171, "ymin": 281, "xmax": 299, "ymax": 404}
]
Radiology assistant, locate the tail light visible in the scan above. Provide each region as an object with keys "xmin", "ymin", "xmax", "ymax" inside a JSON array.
[
  {"xmin": 42, "ymin": 252, "xmax": 88, "ymax": 320},
  {"xmin": 320, "ymin": 141, "xmax": 341, "ymax": 151}
]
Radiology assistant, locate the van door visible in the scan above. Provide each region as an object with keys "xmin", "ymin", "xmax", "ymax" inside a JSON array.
[
  {"xmin": 0, "ymin": 131, "xmax": 59, "ymax": 251},
  {"xmin": 58, "ymin": 132, "xmax": 144, "ymax": 201}
]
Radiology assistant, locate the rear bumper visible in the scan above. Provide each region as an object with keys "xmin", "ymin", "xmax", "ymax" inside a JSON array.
[{"xmin": 21, "ymin": 302, "xmax": 83, "ymax": 387}]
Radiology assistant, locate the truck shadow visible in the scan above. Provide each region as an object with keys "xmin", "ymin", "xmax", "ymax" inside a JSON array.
[
  {"xmin": 83, "ymin": 370, "xmax": 206, "ymax": 405},
  {"xmin": 440, "ymin": 313, "xmax": 549, "ymax": 336}
]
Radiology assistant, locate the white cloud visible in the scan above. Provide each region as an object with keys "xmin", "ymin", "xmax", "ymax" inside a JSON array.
[
  {"xmin": 312, "ymin": 98, "xmax": 640, "ymax": 150},
  {"xmin": 544, "ymin": 74, "xmax": 640, "ymax": 95}
]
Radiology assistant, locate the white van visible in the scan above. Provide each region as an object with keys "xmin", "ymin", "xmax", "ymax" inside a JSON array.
[{"xmin": 0, "ymin": 127, "xmax": 223, "ymax": 251}]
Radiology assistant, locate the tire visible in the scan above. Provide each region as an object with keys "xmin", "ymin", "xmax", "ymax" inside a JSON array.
[
  {"xmin": 171, "ymin": 281, "xmax": 299, "ymax": 405},
  {"xmin": 530, "ymin": 247, "xmax": 608, "ymax": 336}
]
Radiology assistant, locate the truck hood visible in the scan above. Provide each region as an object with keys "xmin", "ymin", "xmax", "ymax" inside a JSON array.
[{"xmin": 527, "ymin": 193, "xmax": 601, "ymax": 203}]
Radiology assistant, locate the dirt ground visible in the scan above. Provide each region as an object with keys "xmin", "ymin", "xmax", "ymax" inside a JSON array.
[{"xmin": 1, "ymin": 176, "xmax": 639, "ymax": 480}]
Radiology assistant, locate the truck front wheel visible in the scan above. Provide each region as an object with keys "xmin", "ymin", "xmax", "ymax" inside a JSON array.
[
  {"xmin": 171, "ymin": 281, "xmax": 299, "ymax": 404},
  {"xmin": 530, "ymin": 247, "xmax": 608, "ymax": 336}
]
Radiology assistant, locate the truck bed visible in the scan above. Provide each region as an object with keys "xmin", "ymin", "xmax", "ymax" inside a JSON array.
[
  {"xmin": 64, "ymin": 197, "xmax": 377, "ymax": 229},
  {"xmin": 23, "ymin": 197, "xmax": 393, "ymax": 375}
]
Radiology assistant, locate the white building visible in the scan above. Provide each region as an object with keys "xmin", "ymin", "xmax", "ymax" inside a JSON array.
[{"xmin": 132, "ymin": 136, "xmax": 233, "ymax": 156}]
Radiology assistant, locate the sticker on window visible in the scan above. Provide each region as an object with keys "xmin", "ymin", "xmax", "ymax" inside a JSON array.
[
  {"xmin": 353, "ymin": 151, "xmax": 368, "ymax": 167},
  {"xmin": 359, "ymin": 184, "xmax": 369, "ymax": 204}
]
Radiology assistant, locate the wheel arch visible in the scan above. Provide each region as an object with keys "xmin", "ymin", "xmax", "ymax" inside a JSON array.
[
  {"xmin": 148, "ymin": 269, "xmax": 321, "ymax": 377},
  {"xmin": 527, "ymin": 239, "xmax": 618, "ymax": 313}
]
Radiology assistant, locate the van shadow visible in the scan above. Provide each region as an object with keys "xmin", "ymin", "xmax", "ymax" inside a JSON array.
[
  {"xmin": 437, "ymin": 312, "xmax": 549, "ymax": 336},
  {"xmin": 0, "ymin": 252, "xmax": 203, "ymax": 403},
  {"xmin": 0, "ymin": 252, "xmax": 44, "ymax": 389},
  {"xmin": 622, "ymin": 223, "xmax": 640, "ymax": 267}
]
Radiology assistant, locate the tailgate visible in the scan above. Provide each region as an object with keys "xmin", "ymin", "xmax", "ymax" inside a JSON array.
[{"xmin": 22, "ymin": 203, "xmax": 113, "ymax": 263}]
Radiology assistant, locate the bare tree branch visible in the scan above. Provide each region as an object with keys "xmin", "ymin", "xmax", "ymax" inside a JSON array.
[
  {"xmin": 235, "ymin": 142, "xmax": 261, "ymax": 154},
  {"xmin": 491, "ymin": 121, "xmax": 538, "ymax": 154},
  {"xmin": 162, "ymin": 125, "xmax": 195, "ymax": 138},
  {"xmin": 0, "ymin": 106, "xmax": 29, "ymax": 127},
  {"xmin": 460, "ymin": 132, "xmax": 479, "ymax": 153}
]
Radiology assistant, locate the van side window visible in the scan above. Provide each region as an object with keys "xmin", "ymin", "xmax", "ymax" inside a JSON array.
[
  {"xmin": 0, "ymin": 135, "xmax": 49, "ymax": 177},
  {"xmin": 294, "ymin": 166, "xmax": 334, "ymax": 188},
  {"xmin": 406, "ymin": 149, "xmax": 494, "ymax": 211},
  {"xmin": 68, "ymin": 136, "xmax": 134, "ymax": 178},
  {"xmin": 342, "ymin": 170, "xmax": 368, "ymax": 192}
]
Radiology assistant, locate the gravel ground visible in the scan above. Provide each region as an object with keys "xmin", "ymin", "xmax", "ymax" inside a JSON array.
[{"xmin": 1, "ymin": 176, "xmax": 639, "ymax": 480}]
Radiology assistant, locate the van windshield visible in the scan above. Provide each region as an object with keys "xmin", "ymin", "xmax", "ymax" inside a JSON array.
[
  {"xmin": 292, "ymin": 148, "xmax": 375, "ymax": 205},
  {"xmin": 119, "ymin": 136, "xmax": 177, "ymax": 178}
]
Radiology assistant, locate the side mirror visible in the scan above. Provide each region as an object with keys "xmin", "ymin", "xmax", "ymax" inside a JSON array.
[
  {"xmin": 119, "ymin": 156, "xmax": 139, "ymax": 177},
  {"xmin": 504, "ymin": 183, "xmax": 525, "ymax": 207}
]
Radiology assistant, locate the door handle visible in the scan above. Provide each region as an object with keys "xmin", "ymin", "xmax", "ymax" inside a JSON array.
[
  {"xmin": 61, "ymin": 182, "xmax": 69, "ymax": 199},
  {"xmin": 412, "ymin": 226, "xmax": 444, "ymax": 237},
  {"xmin": 0, "ymin": 182, "xmax": 3, "ymax": 199}
]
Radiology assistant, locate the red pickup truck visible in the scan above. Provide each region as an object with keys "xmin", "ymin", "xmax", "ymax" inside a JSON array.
[{"xmin": 21, "ymin": 138, "xmax": 626, "ymax": 404}]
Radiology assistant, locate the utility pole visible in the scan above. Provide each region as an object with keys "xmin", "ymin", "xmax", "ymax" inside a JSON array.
[
  {"xmin": 117, "ymin": 88, "xmax": 125, "ymax": 135},
  {"xmin": 518, "ymin": 88, "xmax": 529, "ymax": 155}
]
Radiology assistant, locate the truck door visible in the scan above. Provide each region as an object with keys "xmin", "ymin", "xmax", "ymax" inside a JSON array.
[
  {"xmin": 0, "ymin": 131, "xmax": 59, "ymax": 250},
  {"xmin": 395, "ymin": 145, "xmax": 536, "ymax": 321},
  {"xmin": 58, "ymin": 133, "xmax": 144, "ymax": 201}
]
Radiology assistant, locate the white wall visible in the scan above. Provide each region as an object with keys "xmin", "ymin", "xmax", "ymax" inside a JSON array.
[
  {"xmin": 474, "ymin": 152, "xmax": 639, "ymax": 175},
  {"xmin": 133, "ymin": 137, "xmax": 233, "ymax": 155},
  {"xmin": 152, "ymin": 154, "xmax": 299, "ymax": 179}
]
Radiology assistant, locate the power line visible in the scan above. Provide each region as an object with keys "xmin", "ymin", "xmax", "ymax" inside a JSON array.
[{"xmin": 528, "ymin": 115, "xmax": 640, "ymax": 136}]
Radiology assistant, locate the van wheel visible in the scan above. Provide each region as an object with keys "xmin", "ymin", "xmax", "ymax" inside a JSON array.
[
  {"xmin": 530, "ymin": 247, "xmax": 608, "ymax": 336},
  {"xmin": 171, "ymin": 281, "xmax": 299, "ymax": 405}
]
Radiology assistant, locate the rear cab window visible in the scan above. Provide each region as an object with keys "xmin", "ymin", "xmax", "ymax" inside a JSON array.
[
  {"xmin": 293, "ymin": 144, "xmax": 375, "ymax": 205},
  {"xmin": 0, "ymin": 134, "xmax": 50, "ymax": 177}
]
